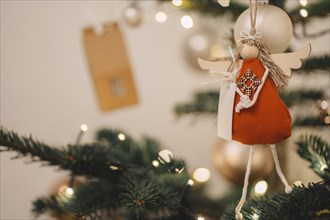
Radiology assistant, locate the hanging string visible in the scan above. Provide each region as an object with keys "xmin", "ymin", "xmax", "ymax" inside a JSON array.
[
  {"xmin": 249, "ymin": 0, "xmax": 258, "ymax": 35},
  {"xmin": 244, "ymin": 0, "xmax": 289, "ymax": 88}
]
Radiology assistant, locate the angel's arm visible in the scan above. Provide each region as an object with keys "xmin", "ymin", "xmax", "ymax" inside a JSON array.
[{"xmin": 271, "ymin": 44, "xmax": 311, "ymax": 77}]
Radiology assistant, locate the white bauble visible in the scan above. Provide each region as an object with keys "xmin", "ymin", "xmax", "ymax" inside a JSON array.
[
  {"xmin": 123, "ymin": 3, "xmax": 144, "ymax": 27},
  {"xmin": 234, "ymin": 5, "xmax": 293, "ymax": 53},
  {"xmin": 184, "ymin": 27, "xmax": 225, "ymax": 70}
]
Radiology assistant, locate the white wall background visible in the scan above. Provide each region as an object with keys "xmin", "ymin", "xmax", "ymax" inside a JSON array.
[{"xmin": 1, "ymin": 1, "xmax": 328, "ymax": 219}]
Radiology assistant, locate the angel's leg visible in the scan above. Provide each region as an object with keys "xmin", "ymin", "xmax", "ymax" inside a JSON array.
[
  {"xmin": 270, "ymin": 144, "xmax": 293, "ymax": 194},
  {"xmin": 235, "ymin": 145, "xmax": 254, "ymax": 220}
]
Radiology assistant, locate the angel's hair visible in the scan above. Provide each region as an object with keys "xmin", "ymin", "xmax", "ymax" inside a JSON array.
[{"xmin": 228, "ymin": 38, "xmax": 289, "ymax": 88}]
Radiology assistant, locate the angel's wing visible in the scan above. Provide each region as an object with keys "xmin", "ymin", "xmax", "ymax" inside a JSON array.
[
  {"xmin": 198, "ymin": 58, "xmax": 238, "ymax": 75},
  {"xmin": 271, "ymin": 43, "xmax": 311, "ymax": 77}
]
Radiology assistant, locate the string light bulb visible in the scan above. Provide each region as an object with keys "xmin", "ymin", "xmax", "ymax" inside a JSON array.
[
  {"xmin": 299, "ymin": 0, "xmax": 308, "ymax": 7},
  {"xmin": 181, "ymin": 15, "xmax": 194, "ymax": 29},
  {"xmin": 65, "ymin": 187, "xmax": 74, "ymax": 196},
  {"xmin": 152, "ymin": 160, "xmax": 160, "ymax": 167},
  {"xmin": 193, "ymin": 168, "xmax": 211, "ymax": 182},
  {"xmin": 117, "ymin": 133, "xmax": 126, "ymax": 141},
  {"xmin": 172, "ymin": 0, "xmax": 183, "ymax": 7},
  {"xmin": 76, "ymin": 123, "xmax": 88, "ymax": 145},
  {"xmin": 187, "ymin": 179, "xmax": 194, "ymax": 186},
  {"xmin": 175, "ymin": 167, "xmax": 185, "ymax": 173},
  {"xmin": 252, "ymin": 213, "xmax": 260, "ymax": 220},
  {"xmin": 58, "ymin": 185, "xmax": 74, "ymax": 199},
  {"xmin": 109, "ymin": 165, "xmax": 119, "ymax": 170},
  {"xmin": 254, "ymin": 180, "xmax": 268, "ymax": 196},
  {"xmin": 155, "ymin": 11, "xmax": 167, "ymax": 23},
  {"xmin": 320, "ymin": 164, "xmax": 328, "ymax": 171},
  {"xmin": 80, "ymin": 124, "xmax": 88, "ymax": 132},
  {"xmin": 299, "ymin": 8, "xmax": 308, "ymax": 18}
]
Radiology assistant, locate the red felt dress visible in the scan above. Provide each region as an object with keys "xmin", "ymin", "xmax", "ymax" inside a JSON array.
[{"xmin": 232, "ymin": 58, "xmax": 291, "ymax": 145}]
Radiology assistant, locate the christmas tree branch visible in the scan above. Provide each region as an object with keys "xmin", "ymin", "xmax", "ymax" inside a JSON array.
[
  {"xmin": 0, "ymin": 127, "xmax": 133, "ymax": 179},
  {"xmin": 33, "ymin": 179, "xmax": 120, "ymax": 219},
  {"xmin": 296, "ymin": 134, "xmax": 330, "ymax": 181},
  {"xmin": 32, "ymin": 196, "xmax": 74, "ymax": 219},
  {"xmin": 1, "ymin": 127, "xmax": 204, "ymax": 219},
  {"xmin": 0, "ymin": 127, "xmax": 192, "ymax": 180},
  {"xmin": 174, "ymin": 89, "xmax": 327, "ymax": 117},
  {"xmin": 293, "ymin": 117, "xmax": 329, "ymax": 127},
  {"xmin": 32, "ymin": 169, "xmax": 194, "ymax": 219},
  {"xmin": 0, "ymin": 127, "xmax": 67, "ymax": 164},
  {"xmin": 299, "ymin": 55, "xmax": 330, "ymax": 72},
  {"xmin": 221, "ymin": 182, "xmax": 330, "ymax": 220},
  {"xmin": 280, "ymin": 90, "xmax": 324, "ymax": 108},
  {"xmin": 174, "ymin": 91, "xmax": 219, "ymax": 117}
]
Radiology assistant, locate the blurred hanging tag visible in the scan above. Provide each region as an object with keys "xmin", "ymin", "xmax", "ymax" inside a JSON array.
[{"xmin": 83, "ymin": 22, "xmax": 139, "ymax": 111}]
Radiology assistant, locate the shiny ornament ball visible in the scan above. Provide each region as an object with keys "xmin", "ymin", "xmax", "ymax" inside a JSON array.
[
  {"xmin": 123, "ymin": 4, "xmax": 144, "ymax": 27},
  {"xmin": 234, "ymin": 5, "xmax": 293, "ymax": 53},
  {"xmin": 184, "ymin": 27, "xmax": 225, "ymax": 70},
  {"xmin": 212, "ymin": 139, "xmax": 274, "ymax": 185}
]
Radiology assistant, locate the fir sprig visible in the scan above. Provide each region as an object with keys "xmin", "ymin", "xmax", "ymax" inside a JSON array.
[
  {"xmin": 119, "ymin": 172, "xmax": 162, "ymax": 218},
  {"xmin": 293, "ymin": 116, "xmax": 329, "ymax": 127},
  {"xmin": 280, "ymin": 90, "xmax": 324, "ymax": 108},
  {"xmin": 2, "ymin": 127, "xmax": 330, "ymax": 219},
  {"xmin": 59, "ymin": 179, "xmax": 120, "ymax": 218},
  {"xmin": 174, "ymin": 90, "xmax": 327, "ymax": 126},
  {"xmin": 0, "ymin": 127, "xmax": 66, "ymax": 165},
  {"xmin": 0, "ymin": 127, "xmax": 124, "ymax": 179},
  {"xmin": 174, "ymin": 91, "xmax": 219, "ymax": 116},
  {"xmin": 221, "ymin": 182, "xmax": 330, "ymax": 220},
  {"xmin": 300, "ymin": 55, "xmax": 330, "ymax": 71},
  {"xmin": 32, "ymin": 196, "xmax": 71, "ymax": 219},
  {"xmin": 296, "ymin": 134, "xmax": 330, "ymax": 181},
  {"xmin": 1, "ymin": 127, "xmax": 197, "ymax": 219}
]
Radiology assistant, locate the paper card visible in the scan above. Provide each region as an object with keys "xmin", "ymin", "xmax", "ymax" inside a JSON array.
[{"xmin": 83, "ymin": 22, "xmax": 138, "ymax": 111}]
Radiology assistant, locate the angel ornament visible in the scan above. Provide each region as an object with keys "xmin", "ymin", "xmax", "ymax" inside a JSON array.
[{"xmin": 199, "ymin": 30, "xmax": 311, "ymax": 219}]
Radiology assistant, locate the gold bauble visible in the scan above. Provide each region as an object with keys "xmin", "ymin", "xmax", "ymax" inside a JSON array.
[{"xmin": 212, "ymin": 138, "xmax": 274, "ymax": 185}]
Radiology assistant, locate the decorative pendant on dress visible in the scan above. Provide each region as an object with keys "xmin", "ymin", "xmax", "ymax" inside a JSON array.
[{"xmin": 237, "ymin": 68, "xmax": 262, "ymax": 96}]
